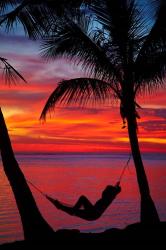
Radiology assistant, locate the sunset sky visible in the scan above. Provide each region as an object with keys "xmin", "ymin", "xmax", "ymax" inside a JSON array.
[{"xmin": 0, "ymin": 27, "xmax": 166, "ymax": 154}]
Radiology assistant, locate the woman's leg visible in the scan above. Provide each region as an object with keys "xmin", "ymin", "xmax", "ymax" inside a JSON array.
[
  {"xmin": 47, "ymin": 195, "xmax": 94, "ymax": 218},
  {"xmin": 73, "ymin": 195, "xmax": 93, "ymax": 210},
  {"xmin": 47, "ymin": 195, "xmax": 97, "ymax": 220}
]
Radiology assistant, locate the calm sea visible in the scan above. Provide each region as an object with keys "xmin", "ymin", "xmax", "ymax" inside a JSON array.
[{"xmin": 0, "ymin": 153, "xmax": 165, "ymax": 244}]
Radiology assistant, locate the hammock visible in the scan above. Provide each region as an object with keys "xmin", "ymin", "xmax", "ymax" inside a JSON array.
[{"xmin": 26, "ymin": 154, "xmax": 131, "ymax": 221}]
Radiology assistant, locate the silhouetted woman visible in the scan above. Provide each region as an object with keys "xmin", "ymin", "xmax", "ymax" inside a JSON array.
[{"xmin": 46, "ymin": 183, "xmax": 121, "ymax": 221}]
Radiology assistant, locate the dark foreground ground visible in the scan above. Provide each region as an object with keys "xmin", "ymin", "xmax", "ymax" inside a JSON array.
[{"xmin": 1, "ymin": 222, "xmax": 166, "ymax": 249}]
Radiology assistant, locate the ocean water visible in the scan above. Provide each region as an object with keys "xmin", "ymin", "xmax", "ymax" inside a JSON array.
[{"xmin": 0, "ymin": 153, "xmax": 166, "ymax": 244}]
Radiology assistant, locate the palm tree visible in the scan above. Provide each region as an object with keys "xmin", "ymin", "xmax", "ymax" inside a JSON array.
[
  {"xmin": 0, "ymin": 108, "xmax": 55, "ymax": 240},
  {"xmin": 39, "ymin": 0, "xmax": 166, "ymax": 224}
]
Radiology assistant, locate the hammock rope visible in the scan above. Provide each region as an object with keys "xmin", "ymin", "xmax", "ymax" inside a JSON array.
[
  {"xmin": 26, "ymin": 153, "xmax": 132, "ymax": 199},
  {"xmin": 26, "ymin": 179, "xmax": 47, "ymax": 197},
  {"xmin": 117, "ymin": 153, "xmax": 132, "ymax": 184}
]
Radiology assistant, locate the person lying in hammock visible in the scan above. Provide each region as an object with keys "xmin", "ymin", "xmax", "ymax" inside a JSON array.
[{"xmin": 46, "ymin": 182, "xmax": 121, "ymax": 221}]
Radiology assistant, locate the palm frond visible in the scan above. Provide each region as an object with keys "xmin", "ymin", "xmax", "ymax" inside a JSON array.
[
  {"xmin": 91, "ymin": 0, "xmax": 146, "ymax": 66},
  {"xmin": 41, "ymin": 14, "xmax": 121, "ymax": 82},
  {"xmin": 0, "ymin": 0, "xmax": 87, "ymax": 38},
  {"xmin": 0, "ymin": 0, "xmax": 18, "ymax": 13},
  {"xmin": 0, "ymin": 57, "xmax": 27, "ymax": 85},
  {"xmin": 134, "ymin": 51, "xmax": 166, "ymax": 95},
  {"xmin": 135, "ymin": 0, "xmax": 166, "ymax": 65},
  {"xmin": 0, "ymin": 2, "xmax": 52, "ymax": 39},
  {"xmin": 40, "ymin": 78, "xmax": 119, "ymax": 120},
  {"xmin": 43, "ymin": 0, "xmax": 87, "ymax": 16},
  {"xmin": 133, "ymin": 0, "xmax": 166, "ymax": 94}
]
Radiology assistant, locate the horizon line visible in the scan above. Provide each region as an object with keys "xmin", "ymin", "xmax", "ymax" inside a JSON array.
[{"xmin": 12, "ymin": 151, "xmax": 166, "ymax": 155}]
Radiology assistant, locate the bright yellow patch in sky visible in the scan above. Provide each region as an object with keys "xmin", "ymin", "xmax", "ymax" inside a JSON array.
[{"xmin": 115, "ymin": 137, "xmax": 166, "ymax": 144}]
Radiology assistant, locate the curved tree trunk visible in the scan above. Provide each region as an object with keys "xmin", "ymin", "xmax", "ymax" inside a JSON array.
[
  {"xmin": 0, "ymin": 108, "xmax": 55, "ymax": 240},
  {"xmin": 127, "ymin": 114, "xmax": 160, "ymax": 224}
]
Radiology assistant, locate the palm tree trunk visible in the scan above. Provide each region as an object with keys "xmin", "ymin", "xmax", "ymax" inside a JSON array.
[
  {"xmin": 127, "ymin": 114, "xmax": 160, "ymax": 224},
  {"xmin": 0, "ymin": 108, "xmax": 55, "ymax": 240}
]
